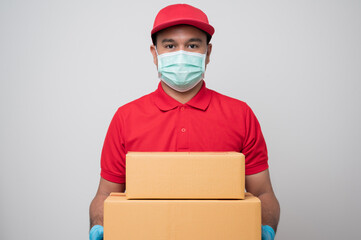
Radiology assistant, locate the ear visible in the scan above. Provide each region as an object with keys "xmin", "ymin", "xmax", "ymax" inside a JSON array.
[
  {"xmin": 150, "ymin": 44, "xmax": 158, "ymax": 67},
  {"xmin": 205, "ymin": 43, "xmax": 212, "ymax": 65}
]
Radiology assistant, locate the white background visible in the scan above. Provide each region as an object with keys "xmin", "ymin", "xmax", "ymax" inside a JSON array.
[{"xmin": 1, "ymin": 0, "xmax": 360, "ymax": 239}]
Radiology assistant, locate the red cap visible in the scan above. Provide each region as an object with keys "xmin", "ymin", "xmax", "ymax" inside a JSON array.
[{"xmin": 151, "ymin": 4, "xmax": 215, "ymax": 37}]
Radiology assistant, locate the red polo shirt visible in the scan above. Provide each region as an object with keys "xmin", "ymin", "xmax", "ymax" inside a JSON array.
[{"xmin": 100, "ymin": 81, "xmax": 268, "ymax": 184}]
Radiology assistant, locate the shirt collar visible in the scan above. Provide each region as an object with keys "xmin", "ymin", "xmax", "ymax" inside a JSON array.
[{"xmin": 153, "ymin": 81, "xmax": 212, "ymax": 112}]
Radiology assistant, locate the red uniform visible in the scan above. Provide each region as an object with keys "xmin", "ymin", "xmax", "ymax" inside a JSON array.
[{"xmin": 101, "ymin": 81, "xmax": 268, "ymax": 184}]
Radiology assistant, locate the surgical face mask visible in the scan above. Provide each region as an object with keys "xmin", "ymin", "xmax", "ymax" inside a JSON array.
[{"xmin": 156, "ymin": 49, "xmax": 207, "ymax": 92}]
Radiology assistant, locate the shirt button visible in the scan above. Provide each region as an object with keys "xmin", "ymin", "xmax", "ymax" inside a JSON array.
[
  {"xmin": 181, "ymin": 128, "xmax": 186, "ymax": 132},
  {"xmin": 180, "ymin": 107, "xmax": 185, "ymax": 111}
]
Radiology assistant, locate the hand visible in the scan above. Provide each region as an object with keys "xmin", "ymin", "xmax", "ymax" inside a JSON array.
[
  {"xmin": 89, "ymin": 225, "xmax": 103, "ymax": 240},
  {"xmin": 262, "ymin": 225, "xmax": 275, "ymax": 240}
]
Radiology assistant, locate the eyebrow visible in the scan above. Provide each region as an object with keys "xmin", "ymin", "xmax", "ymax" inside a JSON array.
[
  {"xmin": 161, "ymin": 38, "xmax": 203, "ymax": 44},
  {"xmin": 161, "ymin": 39, "xmax": 175, "ymax": 43},
  {"xmin": 187, "ymin": 38, "xmax": 203, "ymax": 43}
]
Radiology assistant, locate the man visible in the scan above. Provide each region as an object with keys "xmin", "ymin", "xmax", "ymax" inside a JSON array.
[{"xmin": 89, "ymin": 3, "xmax": 280, "ymax": 240}]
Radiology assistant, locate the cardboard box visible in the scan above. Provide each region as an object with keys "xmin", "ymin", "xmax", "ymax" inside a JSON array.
[
  {"xmin": 125, "ymin": 152, "xmax": 245, "ymax": 199},
  {"xmin": 104, "ymin": 192, "xmax": 261, "ymax": 240}
]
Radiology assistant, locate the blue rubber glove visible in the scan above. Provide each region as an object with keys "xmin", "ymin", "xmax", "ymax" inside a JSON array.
[
  {"xmin": 89, "ymin": 225, "xmax": 103, "ymax": 240},
  {"xmin": 262, "ymin": 225, "xmax": 275, "ymax": 240}
]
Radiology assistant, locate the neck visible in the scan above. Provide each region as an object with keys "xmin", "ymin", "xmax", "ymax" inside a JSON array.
[{"xmin": 161, "ymin": 80, "xmax": 204, "ymax": 104}]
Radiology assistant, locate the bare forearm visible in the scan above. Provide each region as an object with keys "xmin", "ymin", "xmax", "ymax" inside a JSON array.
[
  {"xmin": 89, "ymin": 194, "xmax": 108, "ymax": 229},
  {"xmin": 89, "ymin": 178, "xmax": 126, "ymax": 230},
  {"xmin": 258, "ymin": 191, "xmax": 280, "ymax": 232}
]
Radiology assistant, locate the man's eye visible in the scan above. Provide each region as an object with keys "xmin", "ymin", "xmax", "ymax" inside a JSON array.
[
  {"xmin": 188, "ymin": 44, "xmax": 198, "ymax": 49},
  {"xmin": 165, "ymin": 44, "xmax": 175, "ymax": 49}
]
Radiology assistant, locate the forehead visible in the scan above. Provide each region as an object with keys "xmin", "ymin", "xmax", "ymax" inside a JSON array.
[{"xmin": 156, "ymin": 24, "xmax": 207, "ymax": 41}]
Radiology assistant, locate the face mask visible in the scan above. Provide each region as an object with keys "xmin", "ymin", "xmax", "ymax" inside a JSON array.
[{"xmin": 156, "ymin": 49, "xmax": 207, "ymax": 92}]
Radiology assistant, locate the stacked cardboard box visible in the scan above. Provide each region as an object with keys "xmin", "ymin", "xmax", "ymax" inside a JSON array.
[{"xmin": 104, "ymin": 152, "xmax": 261, "ymax": 240}]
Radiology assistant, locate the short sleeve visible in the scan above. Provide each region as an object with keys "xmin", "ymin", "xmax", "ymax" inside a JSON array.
[
  {"xmin": 242, "ymin": 104, "xmax": 269, "ymax": 175},
  {"xmin": 100, "ymin": 108, "xmax": 126, "ymax": 183}
]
